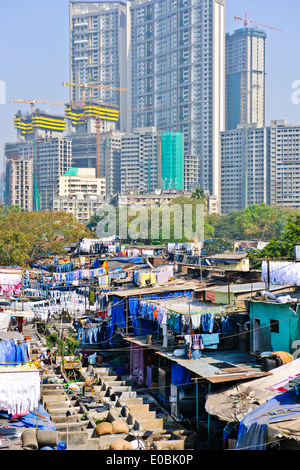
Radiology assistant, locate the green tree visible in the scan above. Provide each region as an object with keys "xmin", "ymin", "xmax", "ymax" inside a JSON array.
[
  {"xmin": 0, "ymin": 209, "xmax": 92, "ymax": 266},
  {"xmin": 249, "ymin": 213, "xmax": 300, "ymax": 267},
  {"xmin": 206, "ymin": 204, "xmax": 297, "ymax": 241},
  {"xmin": 234, "ymin": 204, "xmax": 289, "ymax": 240},
  {"xmin": 191, "ymin": 187, "xmax": 205, "ymax": 200}
]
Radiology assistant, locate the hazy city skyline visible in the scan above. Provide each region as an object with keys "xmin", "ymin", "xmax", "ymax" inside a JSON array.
[{"xmin": 0, "ymin": 0, "xmax": 299, "ymax": 174}]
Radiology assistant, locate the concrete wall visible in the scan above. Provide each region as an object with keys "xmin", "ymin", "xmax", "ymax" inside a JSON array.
[{"xmin": 249, "ymin": 301, "xmax": 300, "ymax": 354}]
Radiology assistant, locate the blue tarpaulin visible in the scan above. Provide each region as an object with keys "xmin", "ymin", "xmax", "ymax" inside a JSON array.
[
  {"xmin": 0, "ymin": 404, "xmax": 56, "ymax": 430},
  {"xmin": 109, "ymin": 257, "xmax": 144, "ymax": 264},
  {"xmin": 236, "ymin": 390, "xmax": 300, "ymax": 450},
  {"xmin": 171, "ymin": 363, "xmax": 191, "ymax": 385}
]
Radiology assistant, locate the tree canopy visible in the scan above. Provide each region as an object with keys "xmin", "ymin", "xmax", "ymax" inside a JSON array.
[
  {"xmin": 249, "ymin": 213, "xmax": 300, "ymax": 267},
  {"xmin": 0, "ymin": 207, "xmax": 91, "ymax": 267},
  {"xmin": 206, "ymin": 203, "xmax": 298, "ymax": 241}
]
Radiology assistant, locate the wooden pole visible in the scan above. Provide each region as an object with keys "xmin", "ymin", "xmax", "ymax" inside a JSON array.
[{"xmin": 227, "ymin": 275, "xmax": 231, "ymax": 305}]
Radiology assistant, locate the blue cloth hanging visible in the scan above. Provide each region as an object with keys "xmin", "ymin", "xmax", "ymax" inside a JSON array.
[
  {"xmin": 128, "ymin": 298, "xmax": 140, "ymax": 319},
  {"xmin": 202, "ymin": 333, "xmax": 219, "ymax": 349},
  {"xmin": 171, "ymin": 363, "xmax": 191, "ymax": 385},
  {"xmin": 201, "ymin": 313, "xmax": 215, "ymax": 333},
  {"xmin": 110, "ymin": 296, "xmax": 126, "ymax": 344}
]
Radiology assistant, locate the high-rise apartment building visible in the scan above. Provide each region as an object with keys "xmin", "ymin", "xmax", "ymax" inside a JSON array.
[
  {"xmin": 225, "ymin": 28, "xmax": 267, "ymax": 131},
  {"xmin": 69, "ymin": 1, "xmax": 131, "ymax": 132},
  {"xmin": 269, "ymin": 120, "xmax": 300, "ymax": 209},
  {"xmin": 221, "ymin": 120, "xmax": 300, "ymax": 213},
  {"xmin": 103, "ymin": 130, "xmax": 123, "ymax": 199},
  {"xmin": 34, "ymin": 137, "xmax": 73, "ymax": 211},
  {"xmin": 184, "ymin": 155, "xmax": 200, "ymax": 193},
  {"xmin": 5, "ymin": 111, "xmax": 72, "ymax": 212},
  {"xmin": 130, "ymin": 0, "xmax": 225, "ymax": 200},
  {"xmin": 220, "ymin": 124, "xmax": 269, "ymax": 214},
  {"xmin": 5, "ymin": 156, "xmax": 34, "ymax": 211},
  {"xmin": 120, "ymin": 127, "xmax": 160, "ymax": 193},
  {"xmin": 69, "ymin": 0, "xmax": 226, "ymax": 203}
]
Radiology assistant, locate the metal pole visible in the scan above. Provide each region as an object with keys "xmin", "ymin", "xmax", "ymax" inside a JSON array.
[
  {"xmin": 188, "ymin": 298, "xmax": 192, "ymax": 359},
  {"xmin": 207, "ymin": 382, "xmax": 211, "ymax": 445},
  {"xmin": 196, "ymin": 378, "xmax": 199, "ymax": 432}
]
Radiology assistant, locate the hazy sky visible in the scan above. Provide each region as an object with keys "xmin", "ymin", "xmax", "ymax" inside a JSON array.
[{"xmin": 0, "ymin": 0, "xmax": 299, "ymax": 171}]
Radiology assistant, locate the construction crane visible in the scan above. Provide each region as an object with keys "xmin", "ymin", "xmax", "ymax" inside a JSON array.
[
  {"xmin": 62, "ymin": 81, "xmax": 128, "ymax": 106},
  {"xmin": 10, "ymin": 99, "xmax": 66, "ymax": 113},
  {"xmin": 63, "ymin": 81, "xmax": 129, "ymax": 178},
  {"xmin": 10, "ymin": 98, "xmax": 68, "ymax": 212},
  {"xmin": 234, "ymin": 12, "xmax": 283, "ymax": 31}
]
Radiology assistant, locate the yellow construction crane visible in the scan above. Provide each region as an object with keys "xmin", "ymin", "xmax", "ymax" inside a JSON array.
[
  {"xmin": 10, "ymin": 99, "xmax": 66, "ymax": 113},
  {"xmin": 62, "ymin": 81, "xmax": 128, "ymax": 106}
]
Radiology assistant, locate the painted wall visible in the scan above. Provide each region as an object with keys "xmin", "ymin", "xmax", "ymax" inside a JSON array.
[
  {"xmin": 249, "ymin": 301, "xmax": 300, "ymax": 354},
  {"xmin": 214, "ymin": 291, "xmax": 234, "ymax": 305}
]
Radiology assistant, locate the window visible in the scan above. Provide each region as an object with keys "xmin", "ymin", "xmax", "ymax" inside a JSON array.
[{"xmin": 270, "ymin": 319, "xmax": 279, "ymax": 333}]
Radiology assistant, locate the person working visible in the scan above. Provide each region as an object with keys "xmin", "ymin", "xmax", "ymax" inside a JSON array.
[{"xmin": 40, "ymin": 349, "xmax": 53, "ymax": 366}]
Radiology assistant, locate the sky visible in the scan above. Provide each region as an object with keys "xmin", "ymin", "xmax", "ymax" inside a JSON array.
[{"xmin": 0, "ymin": 0, "xmax": 299, "ymax": 172}]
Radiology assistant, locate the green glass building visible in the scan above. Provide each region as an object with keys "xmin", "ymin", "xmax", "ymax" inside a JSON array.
[{"xmin": 160, "ymin": 132, "xmax": 184, "ymax": 191}]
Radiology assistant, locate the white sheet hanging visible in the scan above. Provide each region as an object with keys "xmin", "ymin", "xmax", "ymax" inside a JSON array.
[
  {"xmin": 0, "ymin": 370, "xmax": 40, "ymax": 415},
  {"xmin": 0, "ymin": 312, "xmax": 12, "ymax": 332},
  {"xmin": 261, "ymin": 261, "xmax": 300, "ymax": 286}
]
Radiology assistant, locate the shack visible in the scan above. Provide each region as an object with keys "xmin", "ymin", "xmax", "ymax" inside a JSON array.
[
  {"xmin": 204, "ymin": 253, "xmax": 250, "ymax": 272},
  {"xmin": 205, "ymin": 358, "xmax": 300, "ymax": 450},
  {"xmin": 246, "ymin": 292, "xmax": 300, "ymax": 355},
  {"xmin": 203, "ymin": 282, "xmax": 294, "ymax": 306}
]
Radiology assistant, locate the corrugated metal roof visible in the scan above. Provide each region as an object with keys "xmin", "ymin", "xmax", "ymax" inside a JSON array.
[
  {"xmin": 125, "ymin": 336, "xmax": 265, "ymax": 383},
  {"xmin": 204, "ymin": 283, "xmax": 293, "ymax": 294}
]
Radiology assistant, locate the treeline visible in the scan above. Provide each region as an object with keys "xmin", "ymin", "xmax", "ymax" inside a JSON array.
[{"xmin": 206, "ymin": 203, "xmax": 299, "ymax": 241}]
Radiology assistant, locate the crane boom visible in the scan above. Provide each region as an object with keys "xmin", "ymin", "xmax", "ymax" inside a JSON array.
[
  {"xmin": 10, "ymin": 99, "xmax": 66, "ymax": 112},
  {"xmin": 234, "ymin": 13, "xmax": 283, "ymax": 31},
  {"xmin": 62, "ymin": 82, "xmax": 128, "ymax": 93}
]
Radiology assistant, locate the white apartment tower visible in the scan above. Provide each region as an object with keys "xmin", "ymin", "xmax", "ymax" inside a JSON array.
[
  {"xmin": 269, "ymin": 120, "xmax": 300, "ymax": 209},
  {"xmin": 129, "ymin": 0, "xmax": 225, "ymax": 201},
  {"xmin": 69, "ymin": 0, "xmax": 226, "ymax": 203},
  {"xmin": 37, "ymin": 138, "xmax": 73, "ymax": 211},
  {"xmin": 69, "ymin": 1, "xmax": 131, "ymax": 132},
  {"xmin": 220, "ymin": 124, "xmax": 269, "ymax": 214},
  {"xmin": 120, "ymin": 127, "xmax": 160, "ymax": 193},
  {"xmin": 226, "ymin": 27, "xmax": 267, "ymax": 131}
]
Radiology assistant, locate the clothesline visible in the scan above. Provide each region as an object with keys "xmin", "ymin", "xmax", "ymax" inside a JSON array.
[{"xmin": 141, "ymin": 297, "xmax": 226, "ymax": 317}]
